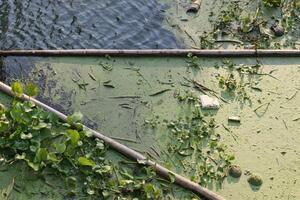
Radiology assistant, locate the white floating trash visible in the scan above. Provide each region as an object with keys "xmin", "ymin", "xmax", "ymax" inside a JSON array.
[{"xmin": 199, "ymin": 95, "xmax": 220, "ymax": 109}]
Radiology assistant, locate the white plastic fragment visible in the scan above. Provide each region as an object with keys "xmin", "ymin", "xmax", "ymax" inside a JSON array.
[
  {"xmin": 199, "ymin": 95, "xmax": 220, "ymax": 109},
  {"xmin": 228, "ymin": 116, "xmax": 241, "ymax": 123}
]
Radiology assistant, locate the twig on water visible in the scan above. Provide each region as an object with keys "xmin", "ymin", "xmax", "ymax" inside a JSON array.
[
  {"xmin": 149, "ymin": 89, "xmax": 171, "ymax": 96},
  {"xmin": 109, "ymin": 95, "xmax": 141, "ymax": 99}
]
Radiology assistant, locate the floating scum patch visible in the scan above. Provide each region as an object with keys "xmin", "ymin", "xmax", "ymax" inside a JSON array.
[{"xmin": 0, "ymin": 55, "xmax": 300, "ymax": 200}]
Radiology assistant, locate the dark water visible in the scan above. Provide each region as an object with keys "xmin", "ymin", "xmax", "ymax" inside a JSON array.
[{"xmin": 0, "ymin": 0, "xmax": 182, "ymax": 49}]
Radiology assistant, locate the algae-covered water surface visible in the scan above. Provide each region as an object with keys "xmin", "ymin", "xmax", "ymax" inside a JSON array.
[{"xmin": 0, "ymin": 56, "xmax": 299, "ymax": 199}]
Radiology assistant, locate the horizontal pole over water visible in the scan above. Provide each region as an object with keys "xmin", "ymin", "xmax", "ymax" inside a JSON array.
[{"xmin": 0, "ymin": 49, "xmax": 299, "ymax": 57}]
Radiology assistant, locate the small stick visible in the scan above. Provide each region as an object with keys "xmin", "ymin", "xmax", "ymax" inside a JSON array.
[
  {"xmin": 149, "ymin": 89, "xmax": 171, "ymax": 96},
  {"xmin": 253, "ymin": 102, "xmax": 271, "ymax": 112},
  {"xmin": 124, "ymin": 67, "xmax": 151, "ymax": 86},
  {"xmin": 214, "ymin": 39, "xmax": 243, "ymax": 44},
  {"xmin": 150, "ymin": 146, "xmax": 161, "ymax": 157},
  {"xmin": 88, "ymin": 72, "xmax": 97, "ymax": 81},
  {"xmin": 109, "ymin": 95, "xmax": 141, "ymax": 99},
  {"xmin": 256, "ymin": 73, "xmax": 279, "ymax": 80},
  {"xmin": 282, "ymin": 119, "xmax": 288, "ymax": 130},
  {"xmin": 292, "ymin": 117, "xmax": 300, "ymax": 121},
  {"xmin": 110, "ymin": 136, "xmax": 137, "ymax": 143},
  {"xmin": 287, "ymin": 91, "xmax": 298, "ymax": 100},
  {"xmin": 184, "ymin": 30, "xmax": 197, "ymax": 46},
  {"xmin": 222, "ymin": 124, "xmax": 238, "ymax": 142}
]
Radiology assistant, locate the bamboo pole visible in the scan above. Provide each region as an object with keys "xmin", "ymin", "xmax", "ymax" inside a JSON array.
[
  {"xmin": 0, "ymin": 49, "xmax": 299, "ymax": 57},
  {"xmin": 0, "ymin": 81, "xmax": 226, "ymax": 200}
]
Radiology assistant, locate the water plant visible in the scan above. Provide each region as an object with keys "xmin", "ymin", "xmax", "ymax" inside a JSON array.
[
  {"xmin": 247, "ymin": 173, "xmax": 263, "ymax": 186},
  {"xmin": 201, "ymin": 0, "xmax": 299, "ymax": 49},
  {"xmin": 163, "ymin": 97, "xmax": 234, "ymax": 188},
  {"xmin": 186, "ymin": 53, "xmax": 201, "ymax": 69},
  {"xmin": 228, "ymin": 165, "xmax": 242, "ymax": 178},
  {"xmin": 262, "ymin": 0, "xmax": 282, "ymax": 8},
  {"xmin": 0, "ymin": 82, "xmax": 177, "ymax": 199}
]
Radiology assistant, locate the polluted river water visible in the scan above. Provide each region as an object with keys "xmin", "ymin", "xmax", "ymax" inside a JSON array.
[
  {"xmin": 0, "ymin": 55, "xmax": 299, "ymax": 199},
  {"xmin": 0, "ymin": 0, "xmax": 299, "ymax": 199}
]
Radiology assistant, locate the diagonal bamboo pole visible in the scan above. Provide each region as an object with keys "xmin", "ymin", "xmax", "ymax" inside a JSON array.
[
  {"xmin": 0, "ymin": 81, "xmax": 226, "ymax": 200},
  {"xmin": 0, "ymin": 49, "xmax": 299, "ymax": 57}
]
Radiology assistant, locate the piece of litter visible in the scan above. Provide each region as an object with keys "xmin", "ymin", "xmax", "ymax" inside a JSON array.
[
  {"xmin": 228, "ymin": 116, "xmax": 241, "ymax": 123},
  {"xmin": 199, "ymin": 95, "xmax": 219, "ymax": 109}
]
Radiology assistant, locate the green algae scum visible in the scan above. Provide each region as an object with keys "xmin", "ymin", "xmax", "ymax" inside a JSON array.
[
  {"xmin": 0, "ymin": 0, "xmax": 299, "ymax": 199},
  {"xmin": 0, "ymin": 55, "xmax": 299, "ymax": 199}
]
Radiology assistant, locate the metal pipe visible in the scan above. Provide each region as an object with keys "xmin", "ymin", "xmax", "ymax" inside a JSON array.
[
  {"xmin": 0, "ymin": 81, "xmax": 226, "ymax": 200},
  {"xmin": 0, "ymin": 49, "xmax": 299, "ymax": 57}
]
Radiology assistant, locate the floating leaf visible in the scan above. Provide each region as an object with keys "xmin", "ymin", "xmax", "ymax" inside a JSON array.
[
  {"xmin": 15, "ymin": 153, "xmax": 26, "ymax": 160},
  {"xmin": 168, "ymin": 172, "xmax": 176, "ymax": 183},
  {"xmin": 54, "ymin": 143, "xmax": 66, "ymax": 154},
  {"xmin": 78, "ymin": 157, "xmax": 96, "ymax": 167},
  {"xmin": 11, "ymin": 82, "xmax": 23, "ymax": 97},
  {"xmin": 26, "ymin": 160, "xmax": 40, "ymax": 171},
  {"xmin": 86, "ymin": 188, "xmax": 95, "ymax": 195},
  {"xmin": 84, "ymin": 129, "xmax": 94, "ymax": 137},
  {"xmin": 137, "ymin": 159, "xmax": 147, "ymax": 165},
  {"xmin": 47, "ymin": 153, "xmax": 60, "ymax": 162},
  {"xmin": 25, "ymin": 82, "xmax": 39, "ymax": 97},
  {"xmin": 96, "ymin": 139, "xmax": 104, "ymax": 150},
  {"xmin": 32, "ymin": 121, "xmax": 48, "ymax": 130},
  {"xmin": 102, "ymin": 190, "xmax": 110, "ymax": 198},
  {"xmin": 67, "ymin": 130, "xmax": 80, "ymax": 146},
  {"xmin": 36, "ymin": 148, "xmax": 48, "ymax": 162},
  {"xmin": 67, "ymin": 112, "xmax": 83, "ymax": 124},
  {"xmin": 20, "ymin": 132, "xmax": 33, "ymax": 140}
]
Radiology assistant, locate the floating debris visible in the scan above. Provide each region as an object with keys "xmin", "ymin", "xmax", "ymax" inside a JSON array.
[
  {"xmin": 270, "ymin": 24, "xmax": 285, "ymax": 37},
  {"xmin": 199, "ymin": 95, "xmax": 220, "ymax": 109},
  {"xmin": 109, "ymin": 95, "xmax": 141, "ymax": 99},
  {"xmin": 103, "ymin": 80, "xmax": 115, "ymax": 88},
  {"xmin": 247, "ymin": 173, "xmax": 263, "ymax": 186},
  {"xmin": 103, "ymin": 84, "xmax": 115, "ymax": 88},
  {"xmin": 186, "ymin": 0, "xmax": 202, "ymax": 13},
  {"xmin": 88, "ymin": 72, "xmax": 97, "ymax": 81},
  {"xmin": 149, "ymin": 89, "xmax": 171, "ymax": 96},
  {"xmin": 228, "ymin": 165, "xmax": 242, "ymax": 178},
  {"xmin": 228, "ymin": 116, "xmax": 241, "ymax": 123}
]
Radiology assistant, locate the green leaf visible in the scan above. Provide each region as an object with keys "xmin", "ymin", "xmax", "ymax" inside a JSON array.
[
  {"xmin": 25, "ymin": 83, "xmax": 39, "ymax": 97},
  {"xmin": 54, "ymin": 143, "xmax": 66, "ymax": 154},
  {"xmin": 20, "ymin": 132, "xmax": 33, "ymax": 140},
  {"xmin": 96, "ymin": 139, "xmax": 104, "ymax": 150},
  {"xmin": 26, "ymin": 160, "xmax": 40, "ymax": 171},
  {"xmin": 84, "ymin": 128, "xmax": 94, "ymax": 137},
  {"xmin": 15, "ymin": 153, "xmax": 26, "ymax": 160},
  {"xmin": 168, "ymin": 172, "xmax": 176, "ymax": 183},
  {"xmin": 144, "ymin": 183, "xmax": 155, "ymax": 198},
  {"xmin": 36, "ymin": 148, "xmax": 48, "ymax": 162},
  {"xmin": 32, "ymin": 121, "xmax": 48, "ymax": 130},
  {"xmin": 78, "ymin": 157, "xmax": 96, "ymax": 167},
  {"xmin": 67, "ymin": 130, "xmax": 80, "ymax": 146},
  {"xmin": 11, "ymin": 82, "xmax": 23, "ymax": 97},
  {"xmin": 95, "ymin": 165, "xmax": 111, "ymax": 175},
  {"xmin": 102, "ymin": 190, "xmax": 110, "ymax": 198},
  {"xmin": 67, "ymin": 112, "xmax": 83, "ymax": 124},
  {"xmin": 47, "ymin": 153, "xmax": 60, "ymax": 162},
  {"xmin": 0, "ymin": 120, "xmax": 9, "ymax": 133}
]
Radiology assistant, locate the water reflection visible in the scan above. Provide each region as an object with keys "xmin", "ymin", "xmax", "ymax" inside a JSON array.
[{"xmin": 0, "ymin": 0, "xmax": 182, "ymax": 49}]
